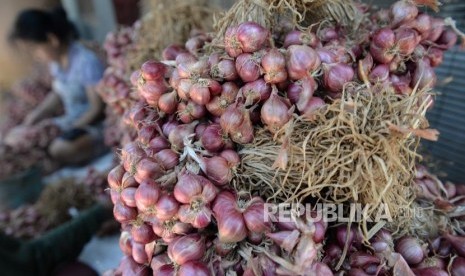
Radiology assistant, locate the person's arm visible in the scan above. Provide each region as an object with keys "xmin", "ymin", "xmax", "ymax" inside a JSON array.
[
  {"xmin": 23, "ymin": 92, "xmax": 62, "ymax": 125},
  {"xmin": 73, "ymin": 86, "xmax": 104, "ymax": 128}
]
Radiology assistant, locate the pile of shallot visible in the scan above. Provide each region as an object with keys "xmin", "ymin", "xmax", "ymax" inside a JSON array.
[{"xmin": 105, "ymin": 0, "xmax": 465, "ymax": 275}]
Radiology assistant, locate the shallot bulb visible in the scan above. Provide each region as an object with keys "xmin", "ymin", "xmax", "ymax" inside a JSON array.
[
  {"xmin": 261, "ymin": 87, "xmax": 293, "ymax": 133},
  {"xmin": 286, "ymin": 45, "xmax": 321, "ymax": 80},
  {"xmin": 323, "ymin": 63, "xmax": 355, "ymax": 92},
  {"xmin": 167, "ymin": 233, "xmax": 205, "ymax": 265},
  {"xmin": 174, "ymin": 172, "xmax": 217, "ymax": 228}
]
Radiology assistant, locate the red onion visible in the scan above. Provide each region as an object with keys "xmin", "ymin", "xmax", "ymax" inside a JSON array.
[
  {"xmin": 134, "ymin": 158, "xmax": 163, "ymax": 184},
  {"xmin": 220, "ymin": 150, "xmax": 240, "ymax": 166},
  {"xmin": 130, "ymin": 70, "xmax": 141, "ymax": 86},
  {"xmin": 243, "ymin": 197, "xmax": 270, "ymax": 233},
  {"xmin": 318, "ymin": 27, "xmax": 338, "ymax": 42},
  {"xmin": 135, "ymin": 180, "xmax": 161, "ymax": 212},
  {"xmin": 411, "ymin": 59, "xmax": 436, "ymax": 90},
  {"xmin": 224, "ymin": 26, "xmax": 242, "ymax": 57},
  {"xmin": 323, "ymin": 63, "xmax": 354, "ymax": 92},
  {"xmin": 141, "ymin": 60, "xmax": 167, "ymax": 81},
  {"xmin": 189, "ymin": 83, "xmax": 211, "ymax": 105},
  {"xmin": 139, "ymin": 80, "xmax": 168, "ymax": 106},
  {"xmin": 154, "ymin": 149, "xmax": 179, "ymax": 170},
  {"xmin": 261, "ymin": 88, "xmax": 293, "ymax": 133},
  {"xmin": 211, "ymin": 59, "xmax": 238, "ymax": 81},
  {"xmin": 416, "ymin": 257, "xmax": 446, "ymax": 270},
  {"xmin": 174, "ymin": 172, "xmax": 217, "ymax": 228},
  {"xmin": 221, "ymin": 103, "xmax": 254, "ymax": 144},
  {"xmin": 132, "ymin": 242, "xmax": 149, "ymax": 264},
  {"xmin": 236, "ymin": 53, "xmax": 261, "ymax": 83},
  {"xmin": 451, "ymin": 257, "xmax": 465, "ymax": 276},
  {"xmin": 114, "ymin": 201, "xmax": 137, "ymax": 223},
  {"xmin": 121, "ymin": 187, "xmax": 137, "ymax": 208},
  {"xmin": 151, "ymin": 253, "xmax": 171, "ymax": 272},
  {"xmin": 395, "ymin": 237, "xmax": 426, "ymax": 265},
  {"xmin": 213, "ymin": 191, "xmax": 247, "ymax": 243},
  {"xmin": 108, "ymin": 165, "xmax": 125, "ymax": 190},
  {"xmin": 284, "ymin": 30, "xmax": 319, "ymax": 48},
  {"xmin": 155, "ymin": 194, "xmax": 180, "ymax": 221},
  {"xmin": 168, "ymin": 122, "xmax": 197, "ymax": 151},
  {"xmin": 395, "ymin": 28, "xmax": 419, "ymax": 56},
  {"xmin": 316, "ymin": 48, "xmax": 338, "ymax": 64},
  {"xmin": 427, "ymin": 18, "xmax": 445, "ymax": 42},
  {"xmin": 369, "ymin": 64, "xmax": 390, "ymax": 83},
  {"xmin": 206, "ymin": 82, "xmax": 239, "ymax": 116},
  {"xmin": 119, "ymin": 232, "xmax": 132, "ymax": 256},
  {"xmin": 390, "ymin": 74, "xmax": 412, "ymax": 95},
  {"xmin": 408, "ymin": 14, "xmax": 432, "ymax": 38},
  {"xmin": 202, "ymin": 156, "xmax": 233, "ymax": 186},
  {"xmin": 391, "ymin": 0, "xmax": 418, "ymax": 27},
  {"xmin": 148, "ymin": 136, "xmax": 170, "ymax": 155},
  {"xmin": 158, "ymin": 91, "xmax": 178, "ymax": 114},
  {"xmin": 262, "ymin": 48, "xmax": 288, "ymax": 84},
  {"xmin": 131, "ymin": 223, "xmax": 156, "ymax": 244},
  {"xmin": 138, "ymin": 125, "xmax": 157, "ymax": 145},
  {"xmin": 167, "ymin": 233, "xmax": 205, "ymax": 265},
  {"xmin": 444, "ymin": 233, "xmax": 465, "ymax": 257},
  {"xmin": 302, "ymin": 97, "xmax": 326, "ymax": 119},
  {"xmin": 185, "ymin": 36, "xmax": 205, "ymax": 56},
  {"xmin": 240, "ymin": 78, "xmax": 271, "ymax": 106},
  {"xmin": 201, "ymin": 124, "xmax": 226, "ymax": 152},
  {"xmin": 286, "ymin": 45, "xmax": 321, "ymax": 80},
  {"xmin": 428, "ymin": 47, "xmax": 444, "ymax": 67},
  {"xmin": 178, "ymin": 261, "xmax": 210, "ymax": 276},
  {"xmin": 236, "ymin": 22, "xmax": 270, "ymax": 53},
  {"xmin": 437, "ymin": 29, "xmax": 458, "ymax": 49},
  {"xmin": 162, "ymin": 44, "xmax": 188, "ymax": 60},
  {"xmin": 349, "ymin": 252, "xmax": 380, "ymax": 268},
  {"xmin": 412, "ymin": 268, "xmax": 448, "ymax": 276}
]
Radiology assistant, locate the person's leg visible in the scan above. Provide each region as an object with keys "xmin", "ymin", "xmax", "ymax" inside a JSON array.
[{"xmin": 49, "ymin": 134, "xmax": 96, "ymax": 165}]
